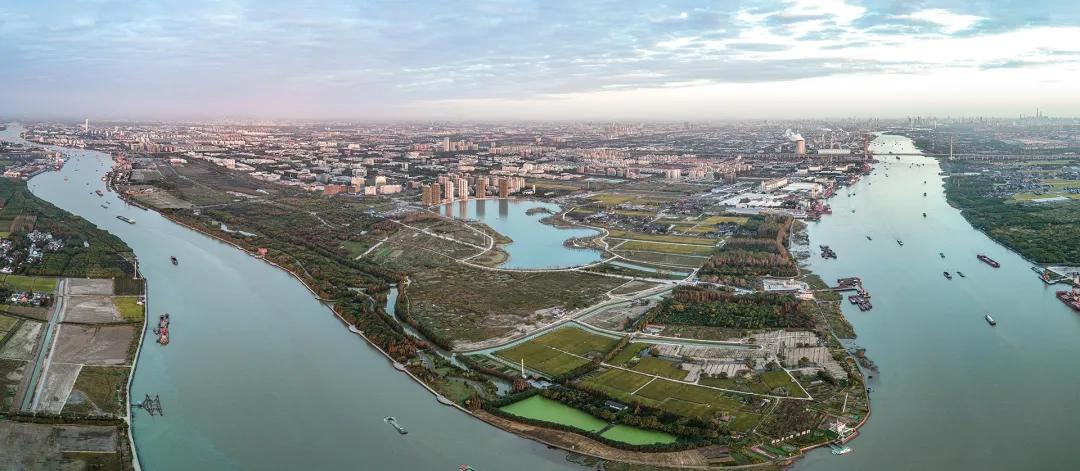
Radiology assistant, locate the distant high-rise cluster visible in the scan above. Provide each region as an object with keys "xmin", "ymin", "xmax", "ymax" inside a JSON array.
[{"xmin": 420, "ymin": 174, "xmax": 525, "ymax": 205}]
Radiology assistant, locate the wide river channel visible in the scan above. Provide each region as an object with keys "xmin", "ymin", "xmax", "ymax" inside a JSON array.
[
  {"xmin": 796, "ymin": 134, "xmax": 1080, "ymax": 471},
  {"xmin": 3, "ymin": 124, "xmax": 584, "ymax": 470}
]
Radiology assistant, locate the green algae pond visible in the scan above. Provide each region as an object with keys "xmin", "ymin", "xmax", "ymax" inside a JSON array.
[{"xmin": 499, "ymin": 395, "xmax": 676, "ymax": 445}]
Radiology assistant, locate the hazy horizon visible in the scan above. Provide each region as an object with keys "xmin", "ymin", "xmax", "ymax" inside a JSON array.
[{"xmin": 4, "ymin": 0, "xmax": 1080, "ymax": 120}]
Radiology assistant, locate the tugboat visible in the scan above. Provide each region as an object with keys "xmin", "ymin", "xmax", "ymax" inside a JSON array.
[
  {"xmin": 897, "ymin": 240, "xmax": 904, "ymax": 247},
  {"xmin": 943, "ymin": 271, "xmax": 952, "ymax": 280},
  {"xmin": 384, "ymin": 416, "xmax": 408, "ymax": 435},
  {"xmin": 985, "ymin": 314, "xmax": 997, "ymax": 326},
  {"xmin": 923, "ymin": 212, "xmax": 927, "ymax": 218},
  {"xmin": 170, "ymin": 256, "xmax": 178, "ymax": 266},
  {"xmin": 939, "ymin": 252, "xmax": 945, "ymax": 258},
  {"xmin": 977, "ymin": 254, "xmax": 1001, "ymax": 268},
  {"xmin": 923, "ymin": 192, "xmax": 927, "ymax": 196},
  {"xmin": 866, "ymin": 236, "xmax": 872, "ymax": 241}
]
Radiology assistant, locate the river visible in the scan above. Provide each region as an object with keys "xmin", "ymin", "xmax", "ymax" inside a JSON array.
[
  {"xmin": 2, "ymin": 124, "xmax": 583, "ymax": 470},
  {"xmin": 795, "ymin": 134, "xmax": 1080, "ymax": 471}
]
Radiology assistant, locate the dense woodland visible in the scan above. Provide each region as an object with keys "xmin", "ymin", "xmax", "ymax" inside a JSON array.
[
  {"xmin": 643, "ymin": 285, "xmax": 815, "ymax": 330},
  {"xmin": 944, "ymin": 167, "xmax": 1080, "ymax": 264},
  {"xmin": 699, "ymin": 215, "xmax": 797, "ymax": 280}
]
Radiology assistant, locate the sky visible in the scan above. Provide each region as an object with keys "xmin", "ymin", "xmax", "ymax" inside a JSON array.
[{"xmin": 3, "ymin": 0, "xmax": 1080, "ymax": 120}]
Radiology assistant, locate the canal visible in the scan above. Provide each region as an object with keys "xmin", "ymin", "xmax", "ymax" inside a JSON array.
[
  {"xmin": 795, "ymin": 134, "xmax": 1080, "ymax": 471},
  {"xmin": 3, "ymin": 124, "xmax": 584, "ymax": 470}
]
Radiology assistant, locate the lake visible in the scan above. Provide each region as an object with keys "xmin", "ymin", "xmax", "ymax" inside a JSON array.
[{"xmin": 440, "ymin": 199, "xmax": 602, "ymax": 269}]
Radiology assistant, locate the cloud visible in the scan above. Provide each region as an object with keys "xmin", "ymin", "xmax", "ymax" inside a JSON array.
[
  {"xmin": 0, "ymin": 0, "xmax": 1076, "ymax": 119},
  {"xmin": 894, "ymin": 8, "xmax": 985, "ymax": 34}
]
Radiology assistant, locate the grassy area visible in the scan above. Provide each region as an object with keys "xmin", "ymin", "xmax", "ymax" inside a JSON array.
[
  {"xmin": 533, "ymin": 327, "xmax": 619, "ymax": 355},
  {"xmin": 607, "ymin": 230, "xmax": 716, "ymax": 246},
  {"xmin": 390, "ymin": 229, "xmax": 622, "ymax": 343},
  {"xmin": 0, "ymin": 313, "xmax": 18, "ymax": 334},
  {"xmin": 701, "ymin": 371, "xmax": 809, "ymax": 398},
  {"xmin": 62, "ymin": 366, "xmax": 128, "ymax": 416},
  {"xmin": 615, "ymin": 240, "xmax": 715, "ymax": 256},
  {"xmin": 493, "ymin": 341, "xmax": 590, "ymax": 377},
  {"xmin": 112, "ymin": 297, "xmax": 144, "ymax": 322},
  {"xmin": 61, "ymin": 452, "xmax": 124, "ymax": 471},
  {"xmin": 608, "ymin": 342, "xmax": 649, "ymax": 366},
  {"xmin": 631, "ymin": 357, "xmax": 688, "ymax": 380},
  {"xmin": 0, "ymin": 274, "xmax": 58, "ymax": 292},
  {"xmin": 340, "ymin": 240, "xmax": 372, "ymax": 258},
  {"xmin": 701, "ymin": 215, "xmax": 749, "ymax": 225},
  {"xmin": 634, "ymin": 378, "xmax": 760, "ymax": 429},
  {"xmin": 578, "ymin": 368, "xmax": 654, "ymax": 402},
  {"xmin": 0, "ymin": 358, "xmax": 28, "ymax": 412},
  {"xmin": 493, "ymin": 327, "xmax": 618, "ymax": 377}
]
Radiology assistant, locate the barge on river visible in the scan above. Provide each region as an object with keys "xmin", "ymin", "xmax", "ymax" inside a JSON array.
[
  {"xmin": 977, "ymin": 254, "xmax": 1000, "ymax": 268},
  {"xmin": 116, "ymin": 215, "xmax": 135, "ymax": 224}
]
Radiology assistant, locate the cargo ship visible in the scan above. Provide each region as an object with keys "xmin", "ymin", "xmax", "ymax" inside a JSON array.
[
  {"xmin": 154, "ymin": 313, "xmax": 170, "ymax": 345},
  {"xmin": 977, "ymin": 254, "xmax": 1000, "ymax": 268},
  {"xmin": 1057, "ymin": 289, "xmax": 1080, "ymax": 312},
  {"xmin": 985, "ymin": 314, "xmax": 997, "ymax": 326},
  {"xmin": 943, "ymin": 271, "xmax": 952, "ymax": 280},
  {"xmin": 116, "ymin": 215, "xmax": 136, "ymax": 224},
  {"xmin": 957, "ymin": 271, "xmax": 966, "ymax": 278}
]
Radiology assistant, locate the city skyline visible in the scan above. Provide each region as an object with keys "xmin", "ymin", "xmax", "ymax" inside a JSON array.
[{"xmin": 3, "ymin": 0, "xmax": 1080, "ymax": 120}]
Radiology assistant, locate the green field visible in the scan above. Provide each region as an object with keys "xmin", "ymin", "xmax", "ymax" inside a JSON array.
[
  {"xmin": 493, "ymin": 341, "xmax": 590, "ymax": 377},
  {"xmin": 631, "ymin": 357, "xmax": 688, "ymax": 380},
  {"xmin": 112, "ymin": 297, "xmax": 145, "ymax": 322},
  {"xmin": 62, "ymin": 366, "xmax": 128, "ymax": 416},
  {"xmin": 615, "ymin": 240, "xmax": 715, "ymax": 256},
  {"xmin": 578, "ymin": 368, "xmax": 654, "ymax": 401},
  {"xmin": 608, "ymin": 342, "xmax": 649, "ymax": 366},
  {"xmin": 0, "ymin": 275, "xmax": 58, "ymax": 292},
  {"xmin": 493, "ymin": 327, "xmax": 618, "ymax": 377},
  {"xmin": 0, "ymin": 313, "xmax": 18, "ymax": 334},
  {"xmin": 699, "ymin": 370, "xmax": 809, "ymax": 398},
  {"xmin": 606, "ymin": 230, "xmax": 716, "ymax": 246}
]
